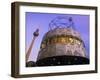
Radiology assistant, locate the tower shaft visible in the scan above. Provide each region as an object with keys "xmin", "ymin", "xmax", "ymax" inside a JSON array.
[{"xmin": 26, "ymin": 37, "xmax": 36, "ymax": 62}]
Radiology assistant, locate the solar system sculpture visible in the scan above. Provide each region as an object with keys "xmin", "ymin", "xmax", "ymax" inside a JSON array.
[{"xmin": 26, "ymin": 16, "xmax": 89, "ymax": 67}]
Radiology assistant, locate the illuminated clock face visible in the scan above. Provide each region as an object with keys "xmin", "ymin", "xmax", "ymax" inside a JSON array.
[{"xmin": 40, "ymin": 35, "xmax": 82, "ymax": 50}]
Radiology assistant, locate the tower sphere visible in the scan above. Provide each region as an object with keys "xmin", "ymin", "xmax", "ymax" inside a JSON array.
[{"xmin": 33, "ymin": 29, "xmax": 39, "ymax": 37}]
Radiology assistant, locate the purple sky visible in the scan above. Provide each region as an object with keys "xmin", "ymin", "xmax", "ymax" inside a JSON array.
[{"xmin": 25, "ymin": 12, "xmax": 90, "ymax": 62}]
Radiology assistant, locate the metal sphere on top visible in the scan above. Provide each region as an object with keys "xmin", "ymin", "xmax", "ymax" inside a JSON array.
[
  {"xmin": 33, "ymin": 29, "xmax": 39, "ymax": 37},
  {"xmin": 49, "ymin": 16, "xmax": 75, "ymax": 30}
]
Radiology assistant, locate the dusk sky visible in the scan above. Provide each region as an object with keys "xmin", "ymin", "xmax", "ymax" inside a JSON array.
[{"xmin": 25, "ymin": 12, "xmax": 90, "ymax": 62}]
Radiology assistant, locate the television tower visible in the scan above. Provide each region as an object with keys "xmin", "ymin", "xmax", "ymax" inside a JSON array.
[{"xmin": 26, "ymin": 29, "xmax": 39, "ymax": 62}]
